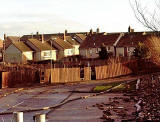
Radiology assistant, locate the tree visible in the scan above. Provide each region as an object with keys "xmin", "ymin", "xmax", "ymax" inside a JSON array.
[
  {"xmin": 129, "ymin": 0, "xmax": 160, "ymax": 31},
  {"xmin": 99, "ymin": 43, "xmax": 109, "ymax": 60},
  {"xmin": 144, "ymin": 36, "xmax": 160, "ymax": 64},
  {"xmin": 133, "ymin": 42, "xmax": 151, "ymax": 59}
]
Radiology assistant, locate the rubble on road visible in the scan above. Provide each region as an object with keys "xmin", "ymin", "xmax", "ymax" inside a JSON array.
[{"xmin": 96, "ymin": 74, "xmax": 160, "ymax": 121}]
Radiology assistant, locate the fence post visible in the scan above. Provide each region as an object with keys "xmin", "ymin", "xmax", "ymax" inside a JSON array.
[
  {"xmin": 13, "ymin": 112, "xmax": 23, "ymax": 122},
  {"xmin": 34, "ymin": 114, "xmax": 45, "ymax": 122}
]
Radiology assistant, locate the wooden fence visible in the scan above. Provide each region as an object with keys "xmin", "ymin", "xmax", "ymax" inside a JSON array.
[
  {"xmin": 1, "ymin": 70, "xmax": 39, "ymax": 88},
  {"xmin": 1, "ymin": 59, "xmax": 160, "ymax": 88}
]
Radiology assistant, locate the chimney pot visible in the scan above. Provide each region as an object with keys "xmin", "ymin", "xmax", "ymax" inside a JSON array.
[
  {"xmin": 64, "ymin": 30, "xmax": 67, "ymax": 41},
  {"xmin": 4, "ymin": 34, "xmax": 6, "ymax": 40},
  {"xmin": 90, "ymin": 29, "xmax": 93, "ymax": 35},
  {"xmin": 128, "ymin": 26, "xmax": 134, "ymax": 33},
  {"xmin": 128, "ymin": 26, "xmax": 131, "ymax": 33},
  {"xmin": 36, "ymin": 31, "xmax": 39, "ymax": 36},
  {"xmin": 41, "ymin": 34, "xmax": 44, "ymax": 43},
  {"xmin": 65, "ymin": 30, "xmax": 67, "ymax": 35},
  {"xmin": 96, "ymin": 28, "xmax": 100, "ymax": 33}
]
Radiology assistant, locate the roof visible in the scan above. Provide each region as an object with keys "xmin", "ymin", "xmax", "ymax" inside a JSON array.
[
  {"xmin": 7, "ymin": 36, "xmax": 20, "ymax": 42},
  {"xmin": 75, "ymin": 34, "xmax": 87, "ymax": 41},
  {"xmin": 0, "ymin": 39, "xmax": 3, "ymax": 48},
  {"xmin": 5, "ymin": 36, "xmax": 20, "ymax": 49},
  {"xmin": 80, "ymin": 33, "xmax": 120, "ymax": 49},
  {"xmin": 28, "ymin": 39, "xmax": 55, "ymax": 51},
  {"xmin": 116, "ymin": 33, "xmax": 153, "ymax": 47},
  {"xmin": 50, "ymin": 37, "xmax": 73, "ymax": 49},
  {"xmin": 65, "ymin": 36, "xmax": 80, "ymax": 45},
  {"xmin": 12, "ymin": 42, "xmax": 33, "ymax": 52}
]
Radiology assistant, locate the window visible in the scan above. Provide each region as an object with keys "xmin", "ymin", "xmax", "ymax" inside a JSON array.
[
  {"xmin": 68, "ymin": 49, "xmax": 73, "ymax": 55},
  {"xmin": 43, "ymin": 51, "xmax": 51, "ymax": 57},
  {"xmin": 96, "ymin": 48, "xmax": 99, "ymax": 53},
  {"xmin": 90, "ymin": 49, "xmax": 92, "ymax": 54},
  {"xmin": 128, "ymin": 47, "xmax": 131, "ymax": 52}
]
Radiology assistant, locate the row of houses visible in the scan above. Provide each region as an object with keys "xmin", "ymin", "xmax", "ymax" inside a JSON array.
[
  {"xmin": 2, "ymin": 31, "xmax": 86, "ymax": 63},
  {"xmin": 0, "ymin": 27, "xmax": 159, "ymax": 63}
]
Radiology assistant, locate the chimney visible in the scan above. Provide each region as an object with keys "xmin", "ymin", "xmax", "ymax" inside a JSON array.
[
  {"xmin": 128, "ymin": 26, "xmax": 134, "ymax": 33},
  {"xmin": 96, "ymin": 28, "xmax": 100, "ymax": 33},
  {"xmin": 36, "ymin": 31, "xmax": 39, "ymax": 36},
  {"xmin": 90, "ymin": 29, "xmax": 93, "ymax": 35},
  {"xmin": 142, "ymin": 32, "xmax": 146, "ymax": 35},
  {"xmin": 128, "ymin": 26, "xmax": 131, "ymax": 33},
  {"xmin": 65, "ymin": 29, "xmax": 67, "ymax": 35},
  {"xmin": 41, "ymin": 34, "xmax": 44, "ymax": 43},
  {"xmin": 4, "ymin": 34, "xmax": 6, "ymax": 40},
  {"xmin": 64, "ymin": 30, "xmax": 67, "ymax": 41}
]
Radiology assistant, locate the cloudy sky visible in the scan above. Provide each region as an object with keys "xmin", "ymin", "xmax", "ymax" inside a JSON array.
[{"xmin": 0, "ymin": 0, "xmax": 154, "ymax": 39}]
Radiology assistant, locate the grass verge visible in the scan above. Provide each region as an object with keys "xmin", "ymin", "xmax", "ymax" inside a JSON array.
[{"xmin": 93, "ymin": 80, "xmax": 136, "ymax": 92}]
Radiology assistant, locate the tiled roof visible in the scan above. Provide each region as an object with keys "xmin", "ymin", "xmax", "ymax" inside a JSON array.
[
  {"xmin": 12, "ymin": 42, "xmax": 33, "ymax": 52},
  {"xmin": 5, "ymin": 36, "xmax": 20, "ymax": 48},
  {"xmin": 7, "ymin": 36, "xmax": 20, "ymax": 42},
  {"xmin": 75, "ymin": 34, "xmax": 87, "ymax": 41},
  {"xmin": 28, "ymin": 39, "xmax": 55, "ymax": 51},
  {"xmin": 80, "ymin": 34, "xmax": 120, "ymax": 49},
  {"xmin": 0, "ymin": 39, "xmax": 3, "ymax": 48},
  {"xmin": 51, "ymin": 37, "xmax": 73, "ymax": 49},
  {"xmin": 66, "ymin": 36, "xmax": 80, "ymax": 45},
  {"xmin": 116, "ymin": 33, "xmax": 153, "ymax": 47}
]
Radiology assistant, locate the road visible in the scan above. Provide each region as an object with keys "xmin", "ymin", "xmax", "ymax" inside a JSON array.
[{"xmin": 0, "ymin": 76, "xmax": 138, "ymax": 122}]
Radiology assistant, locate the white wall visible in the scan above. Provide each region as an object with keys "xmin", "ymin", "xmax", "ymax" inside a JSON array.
[
  {"xmin": 40, "ymin": 50, "xmax": 57, "ymax": 60},
  {"xmin": 73, "ymin": 45, "xmax": 80, "ymax": 55},
  {"xmin": 23, "ymin": 51, "xmax": 33, "ymax": 60},
  {"xmin": 64, "ymin": 49, "xmax": 74, "ymax": 57}
]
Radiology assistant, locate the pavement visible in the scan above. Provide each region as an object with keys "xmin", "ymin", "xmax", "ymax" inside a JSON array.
[{"xmin": 0, "ymin": 75, "xmax": 140, "ymax": 122}]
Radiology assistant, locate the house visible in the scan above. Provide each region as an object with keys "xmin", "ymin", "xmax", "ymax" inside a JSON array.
[
  {"xmin": 4, "ymin": 35, "xmax": 20, "ymax": 49},
  {"xmin": 65, "ymin": 36, "xmax": 80, "ymax": 55},
  {"xmin": 73, "ymin": 33, "xmax": 87, "ymax": 43},
  {"xmin": 48, "ymin": 37, "xmax": 74, "ymax": 60},
  {"xmin": 115, "ymin": 32, "xmax": 154, "ymax": 57},
  {"xmin": 80, "ymin": 33, "xmax": 122, "ymax": 58},
  {"xmin": 4, "ymin": 41, "xmax": 33, "ymax": 63},
  {"xmin": 25, "ymin": 38, "xmax": 57, "ymax": 61},
  {"xmin": 0, "ymin": 39, "xmax": 3, "ymax": 61}
]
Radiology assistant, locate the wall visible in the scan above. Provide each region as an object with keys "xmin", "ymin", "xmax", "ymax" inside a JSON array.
[
  {"xmin": 73, "ymin": 45, "xmax": 80, "ymax": 55},
  {"xmin": 4, "ymin": 44, "xmax": 22, "ymax": 63},
  {"xmin": 23, "ymin": 51, "xmax": 33, "ymax": 60},
  {"xmin": 40, "ymin": 50, "xmax": 57, "ymax": 61},
  {"xmin": 116, "ymin": 47, "xmax": 124, "ymax": 56},
  {"xmin": 64, "ymin": 49, "xmax": 74, "ymax": 57}
]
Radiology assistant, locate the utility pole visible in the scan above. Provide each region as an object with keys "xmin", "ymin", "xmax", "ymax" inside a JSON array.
[
  {"xmin": 3, "ymin": 34, "xmax": 6, "ymax": 64},
  {"xmin": 50, "ymin": 40, "xmax": 52, "ymax": 83}
]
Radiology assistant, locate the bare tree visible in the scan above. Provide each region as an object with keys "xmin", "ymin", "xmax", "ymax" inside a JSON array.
[{"xmin": 129, "ymin": 0, "xmax": 160, "ymax": 31}]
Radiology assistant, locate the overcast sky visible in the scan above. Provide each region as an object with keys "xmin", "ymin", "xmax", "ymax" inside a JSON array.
[{"xmin": 0, "ymin": 0, "xmax": 154, "ymax": 39}]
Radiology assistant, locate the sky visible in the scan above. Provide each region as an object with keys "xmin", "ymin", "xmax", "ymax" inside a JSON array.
[{"xmin": 0, "ymin": 0, "xmax": 154, "ymax": 39}]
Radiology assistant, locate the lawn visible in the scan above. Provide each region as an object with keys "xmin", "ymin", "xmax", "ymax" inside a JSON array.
[{"xmin": 93, "ymin": 80, "xmax": 136, "ymax": 92}]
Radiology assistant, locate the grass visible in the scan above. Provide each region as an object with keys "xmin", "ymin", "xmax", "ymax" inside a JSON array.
[
  {"xmin": 93, "ymin": 80, "xmax": 136, "ymax": 92},
  {"xmin": 93, "ymin": 85, "xmax": 112, "ymax": 92}
]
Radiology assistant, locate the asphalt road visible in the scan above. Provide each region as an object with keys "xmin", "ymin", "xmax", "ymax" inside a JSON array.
[{"xmin": 0, "ymin": 77, "xmax": 138, "ymax": 122}]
